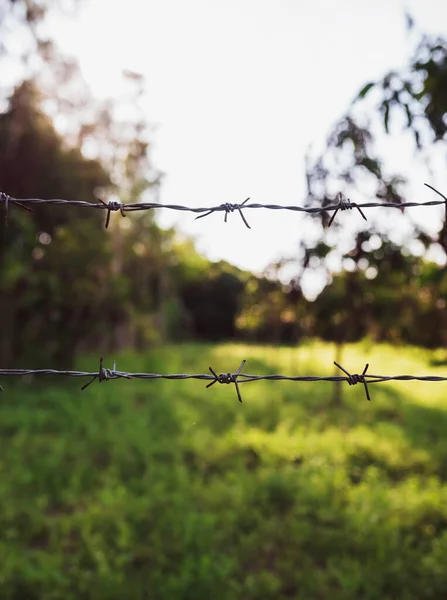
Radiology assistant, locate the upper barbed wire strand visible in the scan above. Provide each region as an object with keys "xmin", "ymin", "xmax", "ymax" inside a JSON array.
[{"xmin": 0, "ymin": 184, "xmax": 446, "ymax": 228}]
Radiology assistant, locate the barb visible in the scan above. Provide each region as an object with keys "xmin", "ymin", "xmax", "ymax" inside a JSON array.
[
  {"xmin": 334, "ymin": 361, "xmax": 370, "ymax": 400},
  {"xmin": 1, "ymin": 184, "xmax": 446, "ymax": 229},
  {"xmin": 195, "ymin": 198, "xmax": 251, "ymax": 228},
  {"xmin": 206, "ymin": 360, "xmax": 246, "ymax": 402},
  {"xmin": 0, "ymin": 191, "xmax": 33, "ymax": 226},
  {"xmin": 1, "ymin": 360, "xmax": 446, "ymax": 401},
  {"xmin": 424, "ymin": 183, "xmax": 447, "ymax": 203},
  {"xmin": 98, "ymin": 198, "xmax": 126, "ymax": 229},
  {"xmin": 424, "ymin": 183, "xmax": 447, "ymax": 231},
  {"xmin": 80, "ymin": 357, "xmax": 133, "ymax": 390},
  {"xmin": 328, "ymin": 193, "xmax": 367, "ymax": 227}
]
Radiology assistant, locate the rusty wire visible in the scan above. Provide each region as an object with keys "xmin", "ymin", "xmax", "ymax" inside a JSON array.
[
  {"xmin": 1, "ymin": 183, "xmax": 446, "ymax": 229},
  {"xmin": 1, "ymin": 358, "xmax": 446, "ymax": 402}
]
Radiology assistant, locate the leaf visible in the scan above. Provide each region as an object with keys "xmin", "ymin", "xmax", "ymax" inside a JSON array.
[
  {"xmin": 404, "ymin": 103, "xmax": 413, "ymax": 127},
  {"xmin": 405, "ymin": 12, "xmax": 414, "ymax": 31},
  {"xmin": 359, "ymin": 157, "xmax": 381, "ymax": 177},
  {"xmin": 384, "ymin": 101, "xmax": 390, "ymax": 133},
  {"xmin": 357, "ymin": 82, "xmax": 375, "ymax": 99},
  {"xmin": 415, "ymin": 129, "xmax": 421, "ymax": 149}
]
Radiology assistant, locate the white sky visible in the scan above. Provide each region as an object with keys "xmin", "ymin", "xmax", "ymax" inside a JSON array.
[{"xmin": 49, "ymin": 0, "xmax": 447, "ymax": 284}]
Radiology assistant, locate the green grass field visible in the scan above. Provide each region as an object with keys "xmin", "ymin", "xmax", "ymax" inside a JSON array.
[{"xmin": 2, "ymin": 340, "xmax": 447, "ymax": 599}]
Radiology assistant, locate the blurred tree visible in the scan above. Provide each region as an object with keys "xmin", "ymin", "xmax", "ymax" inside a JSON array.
[
  {"xmin": 0, "ymin": 81, "xmax": 120, "ymax": 367},
  {"xmin": 235, "ymin": 273, "xmax": 307, "ymax": 345},
  {"xmin": 295, "ymin": 19, "xmax": 447, "ymax": 400},
  {"xmin": 179, "ymin": 262, "xmax": 247, "ymax": 341},
  {"xmin": 0, "ymin": 0, "xmax": 165, "ymax": 366}
]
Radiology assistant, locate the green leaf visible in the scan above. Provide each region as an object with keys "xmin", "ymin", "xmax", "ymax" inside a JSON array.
[
  {"xmin": 357, "ymin": 82, "xmax": 375, "ymax": 99},
  {"xmin": 359, "ymin": 157, "xmax": 381, "ymax": 176},
  {"xmin": 414, "ymin": 129, "xmax": 421, "ymax": 149},
  {"xmin": 404, "ymin": 103, "xmax": 412, "ymax": 127},
  {"xmin": 384, "ymin": 101, "xmax": 390, "ymax": 133}
]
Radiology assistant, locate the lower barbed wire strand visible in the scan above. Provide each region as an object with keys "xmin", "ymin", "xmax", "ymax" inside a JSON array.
[
  {"xmin": 1, "ymin": 368, "xmax": 447, "ymax": 384},
  {"xmin": 1, "ymin": 366, "xmax": 446, "ymax": 403}
]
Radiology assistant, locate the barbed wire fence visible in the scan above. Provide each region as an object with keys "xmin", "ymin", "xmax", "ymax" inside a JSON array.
[
  {"xmin": 1, "ymin": 183, "xmax": 446, "ymax": 402},
  {"xmin": 1, "ymin": 358, "xmax": 447, "ymax": 402},
  {"xmin": 1, "ymin": 183, "xmax": 446, "ymax": 229}
]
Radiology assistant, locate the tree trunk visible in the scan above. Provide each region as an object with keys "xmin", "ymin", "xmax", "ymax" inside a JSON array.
[
  {"xmin": 0, "ymin": 223, "xmax": 14, "ymax": 367},
  {"xmin": 157, "ymin": 268, "xmax": 168, "ymax": 343},
  {"xmin": 332, "ymin": 341, "xmax": 344, "ymax": 406}
]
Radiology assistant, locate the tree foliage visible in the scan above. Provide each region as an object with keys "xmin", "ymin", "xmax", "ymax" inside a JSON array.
[
  {"xmin": 2, "ymin": 7, "xmax": 446, "ymax": 370},
  {"xmin": 0, "ymin": 81, "xmax": 116, "ymax": 366},
  {"xmin": 294, "ymin": 20, "xmax": 447, "ymax": 358}
]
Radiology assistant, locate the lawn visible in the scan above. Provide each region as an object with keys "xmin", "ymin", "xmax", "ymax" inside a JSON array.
[{"xmin": 1, "ymin": 340, "xmax": 447, "ymax": 599}]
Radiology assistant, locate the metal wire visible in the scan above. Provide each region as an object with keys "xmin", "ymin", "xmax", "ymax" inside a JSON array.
[
  {"xmin": 1, "ymin": 183, "xmax": 446, "ymax": 402},
  {"xmin": 1, "ymin": 358, "xmax": 446, "ymax": 402},
  {"xmin": 1, "ymin": 183, "xmax": 445, "ymax": 229}
]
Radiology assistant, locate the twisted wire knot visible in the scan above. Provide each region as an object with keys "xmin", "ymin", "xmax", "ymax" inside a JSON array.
[
  {"xmin": 98, "ymin": 198, "xmax": 126, "ymax": 229},
  {"xmin": 334, "ymin": 361, "xmax": 371, "ymax": 400},
  {"xmin": 101, "ymin": 368, "xmax": 116, "ymax": 381},
  {"xmin": 1, "ymin": 191, "xmax": 33, "ymax": 226},
  {"xmin": 107, "ymin": 200, "xmax": 125, "ymax": 211},
  {"xmin": 328, "ymin": 192, "xmax": 368, "ymax": 227},
  {"xmin": 0, "ymin": 192, "xmax": 8, "ymax": 224},
  {"xmin": 215, "ymin": 371, "xmax": 237, "ymax": 384},
  {"xmin": 195, "ymin": 198, "xmax": 251, "ymax": 229},
  {"xmin": 81, "ymin": 357, "xmax": 132, "ymax": 390},
  {"xmin": 338, "ymin": 197, "xmax": 353, "ymax": 211},
  {"xmin": 222, "ymin": 203, "xmax": 237, "ymax": 216},
  {"xmin": 346, "ymin": 372, "xmax": 365, "ymax": 386},
  {"xmin": 206, "ymin": 360, "xmax": 246, "ymax": 402}
]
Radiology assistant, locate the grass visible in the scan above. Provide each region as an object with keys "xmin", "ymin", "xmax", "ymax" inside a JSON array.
[{"xmin": 1, "ymin": 340, "xmax": 447, "ymax": 599}]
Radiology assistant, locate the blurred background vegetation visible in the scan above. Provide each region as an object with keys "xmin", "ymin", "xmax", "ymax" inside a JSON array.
[
  {"xmin": 1, "ymin": 2, "xmax": 447, "ymax": 598},
  {"xmin": 1, "ymin": 3, "xmax": 446, "ymax": 371}
]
